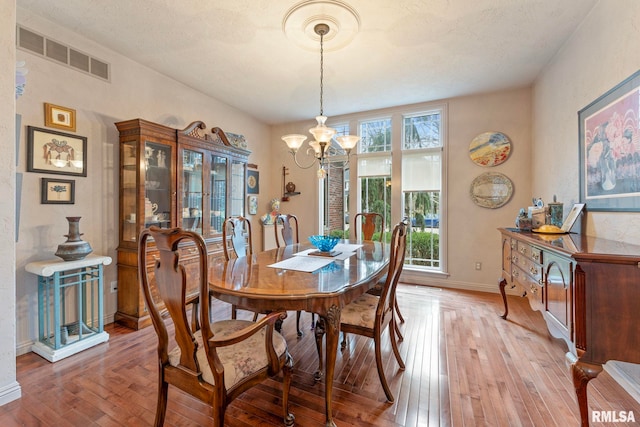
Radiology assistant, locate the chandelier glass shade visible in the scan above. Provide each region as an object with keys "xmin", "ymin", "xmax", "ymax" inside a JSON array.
[{"xmin": 282, "ymin": 23, "xmax": 359, "ymax": 176}]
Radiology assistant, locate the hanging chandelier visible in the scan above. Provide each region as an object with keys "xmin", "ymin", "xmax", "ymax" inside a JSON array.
[{"xmin": 281, "ymin": 23, "xmax": 359, "ymax": 179}]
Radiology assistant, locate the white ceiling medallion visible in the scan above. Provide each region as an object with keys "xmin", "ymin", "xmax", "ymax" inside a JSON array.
[{"xmin": 282, "ymin": 0, "xmax": 361, "ymax": 52}]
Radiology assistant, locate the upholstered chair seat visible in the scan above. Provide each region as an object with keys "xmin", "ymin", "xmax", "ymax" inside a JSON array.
[
  {"xmin": 168, "ymin": 319, "xmax": 288, "ymax": 388},
  {"xmin": 339, "ymin": 293, "xmax": 379, "ymax": 329}
]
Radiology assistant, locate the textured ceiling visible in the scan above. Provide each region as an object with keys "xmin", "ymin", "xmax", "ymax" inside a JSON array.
[{"xmin": 17, "ymin": 0, "xmax": 597, "ymax": 125}]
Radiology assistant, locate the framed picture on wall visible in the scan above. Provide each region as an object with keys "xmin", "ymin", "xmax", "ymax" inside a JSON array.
[
  {"xmin": 247, "ymin": 170, "xmax": 259, "ymax": 194},
  {"xmin": 27, "ymin": 126, "xmax": 87, "ymax": 177},
  {"xmin": 41, "ymin": 178, "xmax": 75, "ymax": 204},
  {"xmin": 579, "ymin": 69, "xmax": 640, "ymax": 211},
  {"xmin": 44, "ymin": 103, "xmax": 76, "ymax": 132},
  {"xmin": 248, "ymin": 195, "xmax": 258, "ymax": 215}
]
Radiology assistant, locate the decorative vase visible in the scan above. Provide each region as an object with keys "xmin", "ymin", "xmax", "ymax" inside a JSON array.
[{"xmin": 55, "ymin": 216, "xmax": 93, "ymax": 261}]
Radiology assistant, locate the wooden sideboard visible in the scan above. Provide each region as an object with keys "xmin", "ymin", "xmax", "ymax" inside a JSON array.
[{"xmin": 499, "ymin": 228, "xmax": 640, "ymax": 426}]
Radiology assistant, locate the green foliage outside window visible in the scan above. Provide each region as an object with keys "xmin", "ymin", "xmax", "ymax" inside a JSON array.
[{"xmin": 406, "ymin": 231, "xmax": 440, "ymax": 267}]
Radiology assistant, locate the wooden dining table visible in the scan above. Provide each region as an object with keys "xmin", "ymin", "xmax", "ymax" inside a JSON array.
[{"xmin": 207, "ymin": 240, "xmax": 390, "ymax": 427}]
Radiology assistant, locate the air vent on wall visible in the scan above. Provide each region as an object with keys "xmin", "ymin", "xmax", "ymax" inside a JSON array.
[{"xmin": 17, "ymin": 25, "xmax": 110, "ymax": 82}]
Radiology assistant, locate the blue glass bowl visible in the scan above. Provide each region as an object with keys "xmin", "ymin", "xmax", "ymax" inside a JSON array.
[{"xmin": 308, "ymin": 235, "xmax": 340, "ymax": 252}]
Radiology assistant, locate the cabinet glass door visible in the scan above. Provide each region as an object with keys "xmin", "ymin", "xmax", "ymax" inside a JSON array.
[
  {"xmin": 210, "ymin": 155, "xmax": 227, "ymax": 236},
  {"xmin": 144, "ymin": 141, "xmax": 172, "ymax": 228},
  {"xmin": 230, "ymin": 160, "xmax": 245, "ymax": 217},
  {"xmin": 121, "ymin": 141, "xmax": 137, "ymax": 242},
  {"xmin": 181, "ymin": 149, "xmax": 203, "ymax": 234}
]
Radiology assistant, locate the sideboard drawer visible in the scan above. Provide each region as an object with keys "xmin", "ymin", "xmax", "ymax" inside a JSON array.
[
  {"xmin": 512, "ymin": 264, "xmax": 543, "ymax": 307},
  {"xmin": 516, "ymin": 240, "xmax": 543, "ymax": 264},
  {"xmin": 516, "ymin": 255, "xmax": 543, "ymax": 283}
]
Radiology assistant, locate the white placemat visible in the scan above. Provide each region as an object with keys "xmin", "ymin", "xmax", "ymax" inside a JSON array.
[
  {"xmin": 267, "ymin": 256, "xmax": 334, "ymax": 272},
  {"xmin": 334, "ymin": 243, "xmax": 363, "ymax": 253}
]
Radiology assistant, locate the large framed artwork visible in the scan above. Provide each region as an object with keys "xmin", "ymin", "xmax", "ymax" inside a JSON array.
[
  {"xmin": 579, "ymin": 69, "xmax": 640, "ymax": 211},
  {"xmin": 27, "ymin": 126, "xmax": 87, "ymax": 177}
]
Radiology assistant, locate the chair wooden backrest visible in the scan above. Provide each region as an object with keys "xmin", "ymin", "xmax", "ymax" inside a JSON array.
[
  {"xmin": 353, "ymin": 212, "xmax": 384, "ymax": 242},
  {"xmin": 378, "ymin": 220, "xmax": 408, "ymax": 319},
  {"xmin": 274, "ymin": 214, "xmax": 299, "ymax": 248},
  {"xmin": 273, "ymin": 213, "xmax": 312, "ymax": 336},
  {"xmin": 138, "ymin": 226, "xmax": 293, "ymax": 426},
  {"xmin": 223, "ymin": 216, "xmax": 252, "ymax": 260}
]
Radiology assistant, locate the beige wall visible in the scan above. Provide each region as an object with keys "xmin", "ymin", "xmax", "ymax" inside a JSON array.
[
  {"xmin": 533, "ymin": 0, "xmax": 640, "ymax": 243},
  {"xmin": 0, "ymin": 0, "xmax": 20, "ymax": 406},
  {"xmin": 14, "ymin": 10, "xmax": 275, "ymax": 355},
  {"xmin": 271, "ymin": 87, "xmax": 532, "ymax": 293}
]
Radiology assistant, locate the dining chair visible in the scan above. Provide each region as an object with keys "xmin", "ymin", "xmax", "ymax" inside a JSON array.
[
  {"xmin": 222, "ymin": 216, "xmax": 258, "ymax": 320},
  {"xmin": 138, "ymin": 226, "xmax": 294, "ymax": 427},
  {"xmin": 223, "ymin": 215, "xmax": 253, "ymax": 260},
  {"xmin": 274, "ymin": 213, "xmax": 299, "ymax": 249},
  {"xmin": 339, "ymin": 220, "xmax": 408, "ymax": 402},
  {"xmin": 353, "ymin": 212, "xmax": 405, "ymax": 339},
  {"xmin": 353, "ymin": 212, "xmax": 384, "ymax": 242},
  {"xmin": 274, "ymin": 213, "xmax": 314, "ymax": 337}
]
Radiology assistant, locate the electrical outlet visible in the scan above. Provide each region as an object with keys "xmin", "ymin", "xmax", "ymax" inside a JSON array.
[
  {"xmin": 475, "ymin": 262, "xmax": 482, "ymax": 270},
  {"xmin": 110, "ymin": 281, "xmax": 118, "ymax": 293}
]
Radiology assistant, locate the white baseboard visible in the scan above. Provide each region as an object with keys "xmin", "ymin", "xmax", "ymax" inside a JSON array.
[
  {"xmin": 604, "ymin": 361, "xmax": 640, "ymax": 404},
  {"xmin": 0, "ymin": 381, "xmax": 21, "ymax": 406},
  {"xmin": 400, "ymin": 270, "xmax": 520, "ymax": 295},
  {"xmin": 16, "ymin": 340, "xmax": 31, "ymax": 357}
]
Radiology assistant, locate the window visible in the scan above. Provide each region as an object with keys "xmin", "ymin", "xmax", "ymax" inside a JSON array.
[
  {"xmin": 358, "ymin": 157, "xmax": 392, "ymax": 240},
  {"xmin": 357, "ymin": 118, "xmax": 392, "ymax": 240},
  {"xmin": 402, "ymin": 110, "xmax": 443, "ymax": 270},
  {"xmin": 319, "ymin": 106, "xmax": 446, "ymax": 273},
  {"xmin": 403, "ymin": 111, "xmax": 441, "ymax": 149},
  {"xmin": 360, "ymin": 118, "xmax": 392, "ymax": 153}
]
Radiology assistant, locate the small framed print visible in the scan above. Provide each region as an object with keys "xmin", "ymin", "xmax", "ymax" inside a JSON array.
[
  {"xmin": 41, "ymin": 178, "xmax": 75, "ymax": 204},
  {"xmin": 44, "ymin": 103, "xmax": 76, "ymax": 132},
  {"xmin": 248, "ymin": 195, "xmax": 258, "ymax": 215}
]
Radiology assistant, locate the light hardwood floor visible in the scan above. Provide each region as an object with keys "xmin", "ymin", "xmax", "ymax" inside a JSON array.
[{"xmin": 1, "ymin": 284, "xmax": 639, "ymax": 426}]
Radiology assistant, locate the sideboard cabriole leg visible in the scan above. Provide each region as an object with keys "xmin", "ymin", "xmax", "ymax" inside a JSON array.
[
  {"xmin": 571, "ymin": 360, "xmax": 603, "ymax": 427},
  {"xmin": 499, "ymin": 277, "xmax": 509, "ymax": 319},
  {"xmin": 314, "ymin": 317, "xmax": 325, "ymax": 381}
]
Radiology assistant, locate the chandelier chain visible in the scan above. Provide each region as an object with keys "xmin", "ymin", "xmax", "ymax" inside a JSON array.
[
  {"xmin": 319, "ymin": 30, "xmax": 324, "ymax": 116},
  {"xmin": 280, "ymin": 22, "xmax": 359, "ymax": 176}
]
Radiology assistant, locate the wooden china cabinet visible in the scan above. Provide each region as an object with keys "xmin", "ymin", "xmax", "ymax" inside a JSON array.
[{"xmin": 115, "ymin": 118, "xmax": 250, "ymax": 329}]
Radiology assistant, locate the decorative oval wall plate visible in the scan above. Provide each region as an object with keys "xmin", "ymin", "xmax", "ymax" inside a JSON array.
[
  {"xmin": 469, "ymin": 131, "xmax": 512, "ymax": 167},
  {"xmin": 470, "ymin": 172, "xmax": 514, "ymax": 208}
]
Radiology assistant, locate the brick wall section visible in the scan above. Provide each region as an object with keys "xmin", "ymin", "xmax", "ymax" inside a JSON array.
[{"xmin": 328, "ymin": 164, "xmax": 344, "ymax": 232}]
